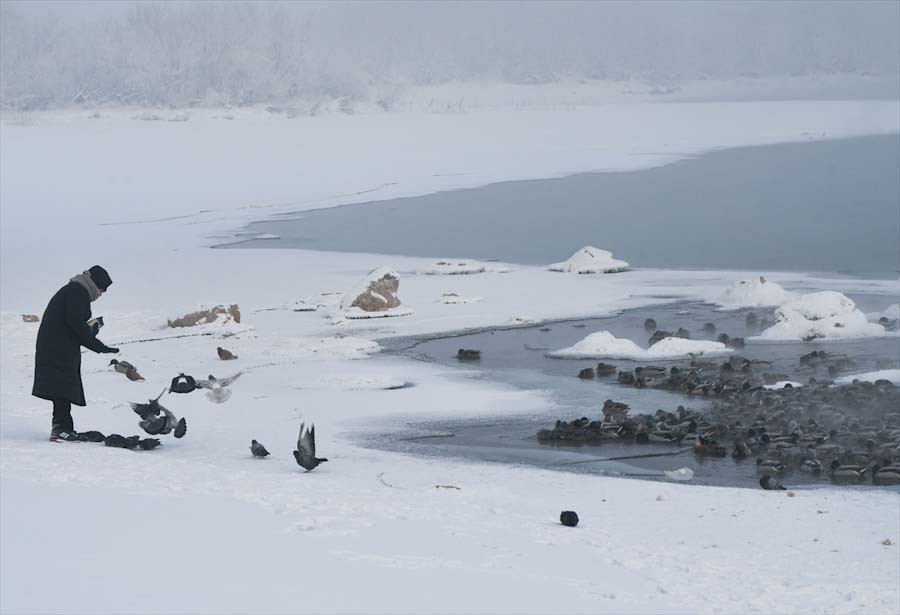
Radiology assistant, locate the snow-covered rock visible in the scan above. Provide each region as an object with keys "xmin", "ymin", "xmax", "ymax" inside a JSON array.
[
  {"xmin": 868, "ymin": 303, "xmax": 900, "ymax": 322},
  {"xmin": 717, "ymin": 275, "xmax": 795, "ymax": 309},
  {"xmin": 764, "ymin": 381, "xmax": 804, "ymax": 390},
  {"xmin": 547, "ymin": 330, "xmax": 732, "ymax": 360},
  {"xmin": 834, "ymin": 369, "xmax": 900, "ymax": 385},
  {"xmin": 547, "ymin": 247, "xmax": 629, "ymax": 274},
  {"xmin": 340, "ymin": 267, "xmax": 407, "ymax": 316},
  {"xmin": 754, "ymin": 291, "xmax": 888, "ymax": 341}
]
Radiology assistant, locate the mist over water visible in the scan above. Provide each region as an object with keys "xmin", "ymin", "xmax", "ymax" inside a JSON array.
[{"xmin": 233, "ymin": 136, "xmax": 900, "ymax": 275}]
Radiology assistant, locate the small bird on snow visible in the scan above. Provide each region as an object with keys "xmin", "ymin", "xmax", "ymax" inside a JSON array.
[
  {"xmin": 293, "ymin": 423, "xmax": 328, "ymax": 472},
  {"xmin": 196, "ymin": 372, "xmax": 242, "ymax": 403},
  {"xmin": 139, "ymin": 438, "xmax": 161, "ymax": 450},
  {"xmin": 250, "ymin": 440, "xmax": 270, "ymax": 458},
  {"xmin": 169, "ymin": 373, "xmax": 198, "ymax": 394},
  {"xmin": 110, "ymin": 359, "xmax": 145, "ymax": 381},
  {"xmin": 217, "ymin": 346, "xmax": 238, "ymax": 360}
]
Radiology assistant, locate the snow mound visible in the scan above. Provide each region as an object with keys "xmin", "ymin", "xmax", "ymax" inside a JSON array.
[
  {"xmin": 547, "ymin": 330, "xmax": 732, "ymax": 360},
  {"xmin": 417, "ymin": 260, "xmax": 511, "ymax": 275},
  {"xmin": 834, "ymin": 369, "xmax": 900, "ymax": 385},
  {"xmin": 868, "ymin": 303, "xmax": 900, "ymax": 322},
  {"xmin": 717, "ymin": 276, "xmax": 795, "ymax": 309},
  {"xmin": 764, "ymin": 381, "xmax": 804, "ymax": 390},
  {"xmin": 547, "ymin": 246, "xmax": 629, "ymax": 274},
  {"xmin": 439, "ymin": 293, "xmax": 483, "ymax": 305},
  {"xmin": 753, "ymin": 291, "xmax": 887, "ymax": 341}
]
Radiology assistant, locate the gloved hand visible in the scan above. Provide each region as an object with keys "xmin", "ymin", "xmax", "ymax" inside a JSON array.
[{"xmin": 103, "ymin": 347, "xmax": 120, "ymax": 354}]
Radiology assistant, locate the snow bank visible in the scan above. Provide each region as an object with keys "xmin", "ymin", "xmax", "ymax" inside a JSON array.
[
  {"xmin": 834, "ymin": 369, "xmax": 900, "ymax": 385},
  {"xmin": 547, "ymin": 247, "xmax": 629, "ymax": 274},
  {"xmin": 417, "ymin": 260, "xmax": 510, "ymax": 275},
  {"xmin": 868, "ymin": 303, "xmax": 900, "ymax": 322},
  {"xmin": 764, "ymin": 381, "xmax": 804, "ymax": 390},
  {"xmin": 717, "ymin": 275, "xmax": 795, "ymax": 309},
  {"xmin": 754, "ymin": 291, "xmax": 888, "ymax": 341},
  {"xmin": 547, "ymin": 330, "xmax": 732, "ymax": 360}
]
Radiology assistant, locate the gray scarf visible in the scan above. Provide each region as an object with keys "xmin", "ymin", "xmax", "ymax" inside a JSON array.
[{"xmin": 71, "ymin": 271, "xmax": 101, "ymax": 302}]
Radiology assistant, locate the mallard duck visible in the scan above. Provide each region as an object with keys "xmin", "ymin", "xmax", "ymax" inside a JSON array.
[
  {"xmin": 756, "ymin": 458, "xmax": 786, "ymax": 475},
  {"xmin": 872, "ymin": 465, "xmax": 900, "ymax": 485},
  {"xmin": 828, "ymin": 460, "xmax": 867, "ymax": 483},
  {"xmin": 799, "ymin": 459, "xmax": 823, "ymax": 474}
]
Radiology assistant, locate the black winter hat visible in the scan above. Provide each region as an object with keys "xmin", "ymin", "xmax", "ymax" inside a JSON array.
[{"xmin": 88, "ymin": 265, "xmax": 112, "ymax": 291}]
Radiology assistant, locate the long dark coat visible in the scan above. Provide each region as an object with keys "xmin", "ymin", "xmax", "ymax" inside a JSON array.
[{"xmin": 32, "ymin": 281, "xmax": 113, "ymax": 406}]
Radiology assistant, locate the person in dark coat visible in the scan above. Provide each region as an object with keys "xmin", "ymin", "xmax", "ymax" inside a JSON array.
[{"xmin": 33, "ymin": 266, "xmax": 119, "ymax": 441}]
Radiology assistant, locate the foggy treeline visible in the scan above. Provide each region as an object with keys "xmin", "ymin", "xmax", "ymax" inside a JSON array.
[{"xmin": 1, "ymin": 0, "xmax": 898, "ymax": 110}]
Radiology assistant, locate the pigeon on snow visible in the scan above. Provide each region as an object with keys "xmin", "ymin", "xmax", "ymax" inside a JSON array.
[
  {"xmin": 196, "ymin": 372, "xmax": 242, "ymax": 404},
  {"xmin": 250, "ymin": 440, "xmax": 270, "ymax": 458},
  {"xmin": 217, "ymin": 347, "xmax": 238, "ymax": 361},
  {"xmin": 293, "ymin": 423, "xmax": 328, "ymax": 472}
]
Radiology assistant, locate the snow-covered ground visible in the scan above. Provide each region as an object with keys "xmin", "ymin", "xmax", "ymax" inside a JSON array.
[{"xmin": 2, "ymin": 101, "xmax": 899, "ymax": 614}]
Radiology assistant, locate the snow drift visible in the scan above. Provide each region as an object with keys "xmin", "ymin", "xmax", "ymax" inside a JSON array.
[
  {"xmin": 717, "ymin": 276, "xmax": 795, "ymax": 309},
  {"xmin": 547, "ymin": 330, "xmax": 732, "ymax": 360},
  {"xmin": 547, "ymin": 247, "xmax": 629, "ymax": 274},
  {"xmin": 834, "ymin": 369, "xmax": 900, "ymax": 385},
  {"xmin": 753, "ymin": 291, "xmax": 888, "ymax": 341}
]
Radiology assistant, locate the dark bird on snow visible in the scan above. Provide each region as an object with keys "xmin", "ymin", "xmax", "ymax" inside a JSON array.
[
  {"xmin": 169, "ymin": 373, "xmax": 198, "ymax": 394},
  {"xmin": 250, "ymin": 439, "xmax": 270, "ymax": 458},
  {"xmin": 110, "ymin": 359, "xmax": 144, "ymax": 381},
  {"xmin": 104, "ymin": 434, "xmax": 140, "ymax": 449},
  {"xmin": 77, "ymin": 430, "xmax": 106, "ymax": 442},
  {"xmin": 139, "ymin": 438, "xmax": 161, "ymax": 450},
  {"xmin": 293, "ymin": 423, "xmax": 328, "ymax": 472},
  {"xmin": 759, "ymin": 475, "xmax": 786, "ymax": 491},
  {"xmin": 217, "ymin": 346, "xmax": 238, "ymax": 360},
  {"xmin": 196, "ymin": 372, "xmax": 243, "ymax": 403}
]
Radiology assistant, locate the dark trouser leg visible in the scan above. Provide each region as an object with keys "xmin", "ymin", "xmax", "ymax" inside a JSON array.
[{"xmin": 52, "ymin": 399, "xmax": 74, "ymax": 432}]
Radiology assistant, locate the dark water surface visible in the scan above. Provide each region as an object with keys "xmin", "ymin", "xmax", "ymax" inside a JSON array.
[
  {"xmin": 228, "ymin": 135, "xmax": 900, "ymax": 275},
  {"xmin": 366, "ymin": 299, "xmax": 900, "ymax": 489}
]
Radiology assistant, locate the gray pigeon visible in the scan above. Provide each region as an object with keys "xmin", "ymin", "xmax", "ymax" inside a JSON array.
[
  {"xmin": 129, "ymin": 388, "xmax": 168, "ymax": 420},
  {"xmin": 196, "ymin": 372, "xmax": 243, "ymax": 404},
  {"xmin": 293, "ymin": 423, "xmax": 328, "ymax": 472},
  {"xmin": 250, "ymin": 440, "xmax": 270, "ymax": 458}
]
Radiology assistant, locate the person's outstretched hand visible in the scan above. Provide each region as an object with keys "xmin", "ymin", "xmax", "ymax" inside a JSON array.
[{"xmin": 103, "ymin": 347, "xmax": 120, "ymax": 354}]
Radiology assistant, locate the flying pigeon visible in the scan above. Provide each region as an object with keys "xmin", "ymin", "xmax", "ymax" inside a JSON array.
[
  {"xmin": 129, "ymin": 388, "xmax": 168, "ymax": 421},
  {"xmin": 196, "ymin": 372, "xmax": 242, "ymax": 404},
  {"xmin": 110, "ymin": 359, "xmax": 144, "ymax": 381},
  {"xmin": 250, "ymin": 440, "xmax": 270, "ymax": 458},
  {"xmin": 217, "ymin": 346, "xmax": 238, "ymax": 360},
  {"xmin": 293, "ymin": 423, "xmax": 328, "ymax": 472}
]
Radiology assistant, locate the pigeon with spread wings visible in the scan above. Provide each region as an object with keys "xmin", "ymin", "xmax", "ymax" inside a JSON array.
[
  {"xmin": 196, "ymin": 372, "xmax": 243, "ymax": 404},
  {"xmin": 293, "ymin": 423, "xmax": 328, "ymax": 472}
]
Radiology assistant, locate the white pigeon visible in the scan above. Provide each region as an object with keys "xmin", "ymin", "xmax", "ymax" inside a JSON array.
[{"xmin": 196, "ymin": 372, "xmax": 243, "ymax": 404}]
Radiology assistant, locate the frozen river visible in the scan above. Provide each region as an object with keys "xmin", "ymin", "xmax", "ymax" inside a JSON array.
[{"xmin": 227, "ymin": 135, "xmax": 900, "ymax": 275}]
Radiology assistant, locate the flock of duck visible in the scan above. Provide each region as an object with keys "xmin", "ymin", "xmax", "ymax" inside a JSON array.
[
  {"xmin": 537, "ymin": 318, "xmax": 900, "ymax": 489},
  {"xmin": 90, "ymin": 347, "xmax": 328, "ymax": 471}
]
